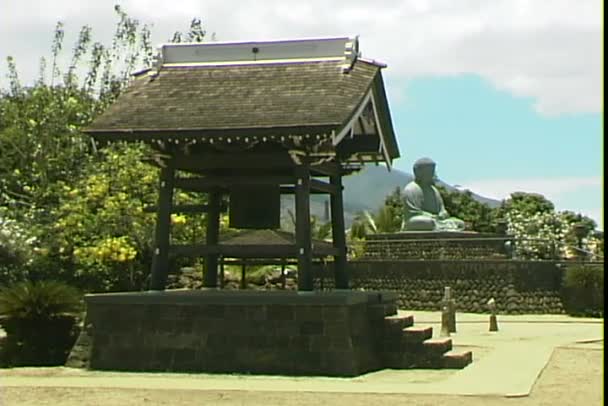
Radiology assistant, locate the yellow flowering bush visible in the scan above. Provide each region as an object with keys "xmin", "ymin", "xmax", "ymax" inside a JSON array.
[{"xmin": 74, "ymin": 236, "xmax": 137, "ymax": 264}]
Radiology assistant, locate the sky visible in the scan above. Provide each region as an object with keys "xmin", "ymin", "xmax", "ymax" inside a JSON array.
[{"xmin": 0, "ymin": 0, "xmax": 603, "ymax": 228}]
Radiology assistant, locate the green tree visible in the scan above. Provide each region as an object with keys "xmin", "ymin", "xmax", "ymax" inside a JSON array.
[
  {"xmin": 500, "ymin": 192, "xmax": 600, "ymax": 260},
  {"xmin": 349, "ymin": 187, "xmax": 405, "ymax": 238},
  {"xmin": 1, "ymin": 6, "xmax": 209, "ymax": 292},
  {"xmin": 496, "ymin": 192, "xmax": 555, "ymax": 219},
  {"xmin": 436, "ymin": 185, "xmax": 498, "ymax": 232}
]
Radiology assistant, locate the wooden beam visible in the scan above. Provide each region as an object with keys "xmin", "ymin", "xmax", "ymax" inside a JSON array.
[
  {"xmin": 295, "ymin": 164, "xmax": 313, "ymax": 291},
  {"xmin": 336, "ymin": 133, "xmax": 381, "ymax": 156},
  {"xmin": 330, "ymin": 173, "xmax": 349, "ymax": 289},
  {"xmin": 279, "ymin": 186, "xmax": 330, "ymax": 194},
  {"xmin": 149, "ymin": 163, "xmax": 175, "ymax": 290},
  {"xmin": 203, "ymin": 189, "xmax": 221, "ymax": 288},
  {"xmin": 310, "ymin": 162, "xmax": 341, "ymax": 176},
  {"xmin": 171, "ymin": 244, "xmax": 339, "ymax": 258},
  {"xmin": 172, "ymin": 152, "xmax": 295, "ymax": 172},
  {"xmin": 175, "ymin": 175, "xmax": 295, "ymax": 191},
  {"xmin": 310, "ymin": 179, "xmax": 340, "ymax": 195}
]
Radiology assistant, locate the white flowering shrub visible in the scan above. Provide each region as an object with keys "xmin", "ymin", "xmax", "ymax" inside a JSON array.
[
  {"xmin": 0, "ymin": 211, "xmax": 37, "ymax": 284},
  {"xmin": 506, "ymin": 210, "xmax": 595, "ymax": 260}
]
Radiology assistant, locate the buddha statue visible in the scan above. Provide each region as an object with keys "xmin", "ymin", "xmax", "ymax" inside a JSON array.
[{"xmin": 402, "ymin": 158, "xmax": 465, "ymax": 231}]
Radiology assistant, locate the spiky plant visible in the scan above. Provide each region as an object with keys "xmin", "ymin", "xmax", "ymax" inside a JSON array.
[
  {"xmin": 0, "ymin": 281, "xmax": 82, "ymax": 366},
  {"xmin": 0, "ymin": 280, "xmax": 82, "ymax": 320}
]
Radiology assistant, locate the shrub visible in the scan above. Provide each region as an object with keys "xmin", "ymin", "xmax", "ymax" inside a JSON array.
[
  {"xmin": 561, "ymin": 265, "xmax": 604, "ymax": 317},
  {"xmin": 0, "ymin": 212, "xmax": 37, "ymax": 285},
  {"xmin": 0, "ymin": 280, "xmax": 83, "ymax": 366}
]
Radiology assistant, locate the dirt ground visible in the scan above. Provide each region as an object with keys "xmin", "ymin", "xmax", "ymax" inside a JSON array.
[{"xmin": 0, "ymin": 346, "xmax": 602, "ymax": 406}]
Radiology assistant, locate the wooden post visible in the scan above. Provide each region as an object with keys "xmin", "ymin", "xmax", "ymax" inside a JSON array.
[
  {"xmin": 203, "ymin": 188, "xmax": 221, "ymax": 288},
  {"xmin": 240, "ymin": 264, "xmax": 247, "ymax": 290},
  {"xmin": 150, "ymin": 162, "xmax": 175, "ymax": 290},
  {"xmin": 295, "ymin": 164, "xmax": 313, "ymax": 291},
  {"xmin": 330, "ymin": 173, "xmax": 349, "ymax": 289},
  {"xmin": 441, "ymin": 286, "xmax": 457, "ymax": 333},
  {"xmin": 219, "ymin": 257, "xmax": 225, "ymax": 289}
]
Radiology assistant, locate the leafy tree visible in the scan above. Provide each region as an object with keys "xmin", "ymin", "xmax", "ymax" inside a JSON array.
[
  {"xmin": 170, "ymin": 18, "xmax": 209, "ymax": 43},
  {"xmin": 0, "ymin": 6, "xmax": 209, "ymax": 292},
  {"xmin": 348, "ymin": 187, "xmax": 404, "ymax": 239},
  {"xmin": 436, "ymin": 185, "xmax": 498, "ymax": 232},
  {"xmin": 0, "ymin": 209, "xmax": 37, "ymax": 285},
  {"xmin": 501, "ymin": 193, "xmax": 600, "ymax": 260},
  {"xmin": 377, "ymin": 187, "xmax": 405, "ymax": 232},
  {"xmin": 496, "ymin": 192, "xmax": 555, "ymax": 220},
  {"xmin": 0, "ymin": 6, "xmax": 154, "ymax": 218}
]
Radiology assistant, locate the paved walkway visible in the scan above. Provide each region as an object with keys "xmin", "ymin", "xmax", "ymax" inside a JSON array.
[{"xmin": 0, "ymin": 312, "xmax": 603, "ymax": 397}]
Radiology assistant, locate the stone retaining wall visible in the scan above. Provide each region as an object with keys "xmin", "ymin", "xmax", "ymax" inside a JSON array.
[
  {"xmin": 314, "ymin": 260, "xmax": 567, "ymax": 314},
  {"xmin": 361, "ymin": 232, "xmax": 512, "ymax": 260}
]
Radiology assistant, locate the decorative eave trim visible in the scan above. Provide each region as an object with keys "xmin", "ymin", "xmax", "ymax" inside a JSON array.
[{"xmin": 331, "ymin": 89, "xmax": 392, "ymax": 169}]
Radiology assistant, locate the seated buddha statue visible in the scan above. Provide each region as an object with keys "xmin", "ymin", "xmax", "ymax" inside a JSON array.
[{"xmin": 402, "ymin": 158, "xmax": 465, "ymax": 232}]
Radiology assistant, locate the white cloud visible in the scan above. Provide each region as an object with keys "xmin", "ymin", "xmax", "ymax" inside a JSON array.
[
  {"xmin": 0, "ymin": 0, "xmax": 601, "ymax": 115},
  {"xmin": 461, "ymin": 176, "xmax": 604, "ymax": 227}
]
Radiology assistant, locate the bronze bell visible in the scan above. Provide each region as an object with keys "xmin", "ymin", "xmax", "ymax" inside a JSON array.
[{"xmin": 229, "ymin": 185, "xmax": 281, "ymax": 229}]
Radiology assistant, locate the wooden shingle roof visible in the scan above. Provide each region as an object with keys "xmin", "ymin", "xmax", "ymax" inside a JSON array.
[
  {"xmin": 89, "ymin": 60, "xmax": 372, "ymax": 129},
  {"xmin": 85, "ymin": 51, "xmax": 399, "ymax": 162}
]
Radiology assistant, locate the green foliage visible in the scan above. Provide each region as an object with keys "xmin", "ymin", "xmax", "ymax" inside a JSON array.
[
  {"xmin": 436, "ymin": 185, "xmax": 498, "ymax": 232},
  {"xmin": 38, "ymin": 143, "xmax": 159, "ymax": 291},
  {"xmin": 376, "ymin": 187, "xmax": 405, "ymax": 232},
  {"xmin": 350, "ymin": 185, "xmax": 601, "ymax": 262},
  {"xmin": 502, "ymin": 194, "xmax": 600, "ymax": 260},
  {"xmin": 0, "ymin": 85, "xmax": 97, "ymax": 213},
  {"xmin": 0, "ymin": 7, "xmax": 210, "ymax": 293},
  {"xmin": 244, "ymin": 265, "xmax": 276, "ymax": 285},
  {"xmin": 348, "ymin": 187, "xmax": 404, "ymax": 239},
  {"xmin": 0, "ymin": 210, "xmax": 37, "ymax": 285},
  {"xmin": 506, "ymin": 210, "xmax": 565, "ymax": 259},
  {"xmin": 0, "ymin": 280, "xmax": 82, "ymax": 366},
  {"xmin": 171, "ymin": 18, "xmax": 209, "ymax": 43},
  {"xmin": 561, "ymin": 265, "xmax": 604, "ymax": 317},
  {"xmin": 310, "ymin": 215, "xmax": 332, "ymax": 240},
  {"xmin": 496, "ymin": 192, "xmax": 555, "ymax": 219},
  {"xmin": 0, "ymin": 280, "xmax": 82, "ymax": 319}
]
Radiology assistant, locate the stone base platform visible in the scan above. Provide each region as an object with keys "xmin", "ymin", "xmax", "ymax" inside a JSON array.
[
  {"xmin": 69, "ymin": 290, "xmax": 471, "ymax": 376},
  {"xmin": 362, "ymin": 231, "xmax": 513, "ymax": 260}
]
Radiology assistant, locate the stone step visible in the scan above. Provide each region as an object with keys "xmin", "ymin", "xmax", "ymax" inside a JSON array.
[
  {"xmin": 383, "ymin": 314, "xmax": 414, "ymax": 333},
  {"xmin": 402, "ymin": 326, "xmax": 433, "ymax": 343},
  {"xmin": 65, "ymin": 328, "xmax": 92, "ymax": 369},
  {"xmin": 422, "ymin": 337, "xmax": 453, "ymax": 356},
  {"xmin": 441, "ymin": 350, "xmax": 473, "ymax": 369}
]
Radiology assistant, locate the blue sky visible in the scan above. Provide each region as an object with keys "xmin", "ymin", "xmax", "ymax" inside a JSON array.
[
  {"xmin": 1, "ymin": 0, "xmax": 603, "ymax": 227},
  {"xmin": 387, "ymin": 75, "xmax": 603, "ymax": 227}
]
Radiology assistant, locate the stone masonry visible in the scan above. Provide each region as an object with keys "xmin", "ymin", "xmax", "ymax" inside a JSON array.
[{"xmin": 69, "ymin": 290, "xmax": 471, "ymax": 376}]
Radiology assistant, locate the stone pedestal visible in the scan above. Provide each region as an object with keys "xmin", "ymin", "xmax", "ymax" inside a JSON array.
[
  {"xmin": 363, "ymin": 231, "xmax": 513, "ymax": 260},
  {"xmin": 79, "ymin": 290, "xmax": 399, "ymax": 376}
]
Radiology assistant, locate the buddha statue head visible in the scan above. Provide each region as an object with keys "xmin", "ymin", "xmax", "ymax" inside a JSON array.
[{"xmin": 413, "ymin": 157, "xmax": 437, "ymax": 186}]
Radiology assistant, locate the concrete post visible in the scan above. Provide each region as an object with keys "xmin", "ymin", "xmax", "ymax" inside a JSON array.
[{"xmin": 441, "ymin": 286, "xmax": 456, "ymax": 333}]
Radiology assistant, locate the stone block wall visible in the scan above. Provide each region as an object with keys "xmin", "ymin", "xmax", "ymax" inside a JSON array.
[
  {"xmin": 362, "ymin": 232, "xmax": 512, "ymax": 260},
  {"xmin": 314, "ymin": 260, "xmax": 567, "ymax": 314},
  {"xmin": 84, "ymin": 291, "xmax": 396, "ymax": 376}
]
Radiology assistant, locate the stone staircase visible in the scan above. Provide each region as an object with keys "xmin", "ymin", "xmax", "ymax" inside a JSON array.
[
  {"xmin": 65, "ymin": 322, "xmax": 92, "ymax": 369},
  {"xmin": 371, "ymin": 305, "xmax": 472, "ymax": 370}
]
